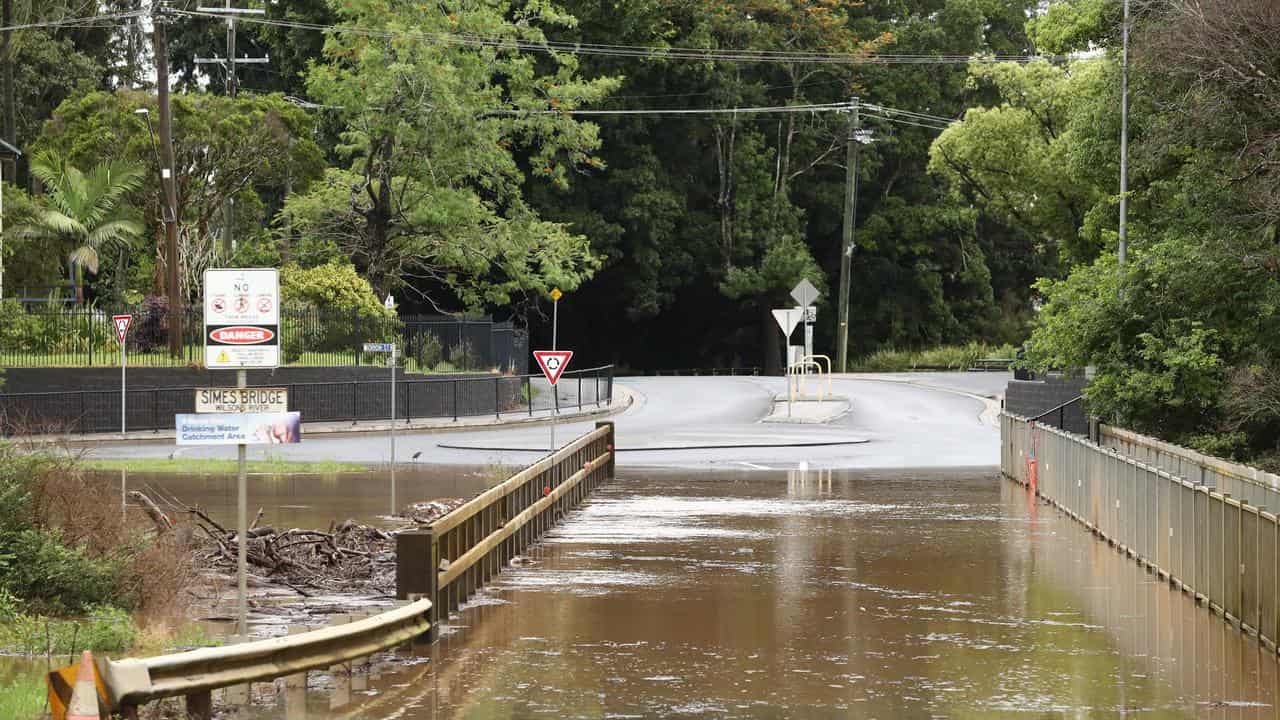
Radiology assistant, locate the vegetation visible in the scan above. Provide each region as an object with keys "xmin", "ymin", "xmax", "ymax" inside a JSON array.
[
  {"xmin": 852, "ymin": 343, "xmax": 1018, "ymax": 373},
  {"xmin": 4, "ymin": 0, "xmax": 1280, "ymax": 459},
  {"xmin": 0, "ymin": 674, "xmax": 45, "ymax": 720},
  {"xmin": 0, "ymin": 444, "xmax": 193, "ymax": 643}
]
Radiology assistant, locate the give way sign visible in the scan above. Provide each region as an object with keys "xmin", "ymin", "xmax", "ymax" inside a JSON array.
[
  {"xmin": 533, "ymin": 350, "xmax": 573, "ymax": 385},
  {"xmin": 112, "ymin": 314, "xmax": 133, "ymax": 345}
]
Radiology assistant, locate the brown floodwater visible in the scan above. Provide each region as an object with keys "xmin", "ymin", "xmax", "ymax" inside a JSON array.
[
  {"xmin": 102, "ymin": 465, "xmax": 507, "ymax": 530},
  {"xmin": 203, "ymin": 467, "xmax": 1280, "ymax": 719}
]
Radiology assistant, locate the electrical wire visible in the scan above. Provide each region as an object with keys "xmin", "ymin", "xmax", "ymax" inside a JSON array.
[{"xmin": 169, "ymin": 8, "xmax": 1061, "ymax": 66}]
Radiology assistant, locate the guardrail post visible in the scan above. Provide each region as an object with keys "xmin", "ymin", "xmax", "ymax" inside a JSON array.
[
  {"xmin": 185, "ymin": 690, "xmax": 212, "ymax": 720},
  {"xmin": 395, "ymin": 530, "xmax": 439, "ymax": 643},
  {"xmin": 496, "ymin": 377, "xmax": 501, "ymax": 419},
  {"xmin": 597, "ymin": 421, "xmax": 616, "ymax": 477}
]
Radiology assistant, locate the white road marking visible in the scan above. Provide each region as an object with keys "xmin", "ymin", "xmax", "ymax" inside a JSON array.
[{"xmin": 735, "ymin": 461, "xmax": 772, "ymax": 470}]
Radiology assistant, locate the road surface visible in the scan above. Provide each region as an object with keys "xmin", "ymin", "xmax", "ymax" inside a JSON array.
[{"xmin": 90, "ymin": 372, "xmax": 1007, "ymax": 470}]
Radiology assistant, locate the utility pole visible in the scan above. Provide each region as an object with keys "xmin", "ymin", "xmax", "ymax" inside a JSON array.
[
  {"xmin": 1118, "ymin": 0, "xmax": 1129, "ymax": 265},
  {"xmin": 195, "ymin": 3, "xmax": 268, "ymax": 257},
  {"xmin": 153, "ymin": 3, "xmax": 183, "ymax": 358},
  {"xmin": 2, "ymin": 0, "xmax": 14, "ymax": 181},
  {"xmin": 835, "ymin": 97, "xmax": 861, "ymax": 373}
]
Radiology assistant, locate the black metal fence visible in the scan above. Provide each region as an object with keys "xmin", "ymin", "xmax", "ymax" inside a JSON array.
[
  {"xmin": 0, "ymin": 365, "xmax": 613, "ymax": 436},
  {"xmin": 0, "ymin": 305, "xmax": 527, "ymax": 372}
]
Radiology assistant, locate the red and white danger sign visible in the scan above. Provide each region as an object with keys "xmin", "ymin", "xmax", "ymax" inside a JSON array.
[
  {"xmin": 112, "ymin": 314, "xmax": 132, "ymax": 345},
  {"xmin": 533, "ymin": 350, "xmax": 573, "ymax": 386}
]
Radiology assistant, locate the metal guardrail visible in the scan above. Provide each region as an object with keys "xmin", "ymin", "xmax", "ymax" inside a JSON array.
[
  {"xmin": 99, "ymin": 598, "xmax": 431, "ymax": 714},
  {"xmin": 970, "ymin": 357, "xmax": 1014, "ymax": 371},
  {"xmin": 397, "ymin": 423, "xmax": 616, "ymax": 637},
  {"xmin": 1002, "ymin": 412, "xmax": 1280, "ymax": 653}
]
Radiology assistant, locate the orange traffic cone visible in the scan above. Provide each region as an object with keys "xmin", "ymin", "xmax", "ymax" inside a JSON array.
[{"xmin": 66, "ymin": 650, "xmax": 99, "ymax": 720}]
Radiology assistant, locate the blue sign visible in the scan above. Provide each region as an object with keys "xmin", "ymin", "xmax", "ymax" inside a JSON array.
[{"xmin": 363, "ymin": 342, "xmax": 395, "ymax": 353}]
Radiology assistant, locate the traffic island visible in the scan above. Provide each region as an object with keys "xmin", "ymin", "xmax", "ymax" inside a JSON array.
[{"xmin": 763, "ymin": 394, "xmax": 850, "ymax": 424}]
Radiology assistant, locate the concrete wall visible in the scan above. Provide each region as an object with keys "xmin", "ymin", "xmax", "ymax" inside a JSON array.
[{"xmin": 1003, "ymin": 373, "xmax": 1088, "ymax": 434}]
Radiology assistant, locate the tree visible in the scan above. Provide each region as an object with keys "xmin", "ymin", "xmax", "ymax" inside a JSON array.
[
  {"xmin": 15, "ymin": 150, "xmax": 143, "ymax": 303},
  {"xmin": 284, "ymin": 0, "xmax": 618, "ymax": 310}
]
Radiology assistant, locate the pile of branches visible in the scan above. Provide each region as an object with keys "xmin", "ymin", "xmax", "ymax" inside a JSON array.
[{"xmin": 182, "ymin": 498, "xmax": 467, "ymax": 596}]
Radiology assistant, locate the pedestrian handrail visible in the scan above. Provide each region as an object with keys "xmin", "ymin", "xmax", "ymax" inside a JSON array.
[
  {"xmin": 397, "ymin": 423, "xmax": 616, "ymax": 637},
  {"xmin": 98, "ymin": 598, "xmax": 432, "ymax": 712}
]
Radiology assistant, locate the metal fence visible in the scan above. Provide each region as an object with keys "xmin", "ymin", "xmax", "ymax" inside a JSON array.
[
  {"xmin": 1002, "ymin": 412, "xmax": 1280, "ymax": 651},
  {"xmin": 397, "ymin": 423, "xmax": 615, "ymax": 640},
  {"xmin": 0, "ymin": 365, "xmax": 613, "ymax": 436},
  {"xmin": 0, "ymin": 305, "xmax": 527, "ymax": 371}
]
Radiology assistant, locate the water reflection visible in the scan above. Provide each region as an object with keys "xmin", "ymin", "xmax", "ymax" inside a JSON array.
[{"xmin": 103, "ymin": 465, "xmax": 504, "ymax": 530}]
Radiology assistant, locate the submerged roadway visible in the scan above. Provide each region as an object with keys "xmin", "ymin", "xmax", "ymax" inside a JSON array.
[{"xmin": 91, "ymin": 372, "xmax": 1007, "ymax": 470}]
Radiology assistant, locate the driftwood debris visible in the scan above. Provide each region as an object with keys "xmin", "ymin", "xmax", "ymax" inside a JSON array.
[{"xmin": 182, "ymin": 497, "xmax": 467, "ymax": 595}]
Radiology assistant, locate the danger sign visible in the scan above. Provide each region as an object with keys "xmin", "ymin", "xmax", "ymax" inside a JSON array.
[
  {"xmin": 112, "ymin": 314, "xmax": 132, "ymax": 345},
  {"xmin": 533, "ymin": 350, "xmax": 573, "ymax": 386}
]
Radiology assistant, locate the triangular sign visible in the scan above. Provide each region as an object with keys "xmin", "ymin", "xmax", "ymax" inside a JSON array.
[
  {"xmin": 533, "ymin": 350, "xmax": 573, "ymax": 386},
  {"xmin": 772, "ymin": 308, "xmax": 800, "ymax": 337},
  {"xmin": 112, "ymin": 314, "xmax": 133, "ymax": 345}
]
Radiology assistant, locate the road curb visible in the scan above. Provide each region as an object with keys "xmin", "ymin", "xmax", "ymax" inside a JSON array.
[{"xmin": 20, "ymin": 384, "xmax": 639, "ymax": 448}]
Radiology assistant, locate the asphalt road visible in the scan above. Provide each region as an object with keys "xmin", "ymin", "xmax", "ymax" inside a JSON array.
[{"xmin": 90, "ymin": 372, "xmax": 1007, "ymax": 471}]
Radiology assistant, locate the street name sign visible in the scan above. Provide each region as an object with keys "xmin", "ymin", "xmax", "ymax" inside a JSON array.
[
  {"xmin": 363, "ymin": 342, "xmax": 395, "ymax": 353},
  {"xmin": 195, "ymin": 387, "xmax": 288, "ymax": 414},
  {"xmin": 112, "ymin": 314, "xmax": 132, "ymax": 344},
  {"xmin": 534, "ymin": 350, "xmax": 573, "ymax": 385},
  {"xmin": 204, "ymin": 268, "xmax": 280, "ymax": 369}
]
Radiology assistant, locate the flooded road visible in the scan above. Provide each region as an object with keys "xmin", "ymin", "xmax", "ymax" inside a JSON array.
[{"xmin": 242, "ymin": 468, "xmax": 1280, "ymax": 718}]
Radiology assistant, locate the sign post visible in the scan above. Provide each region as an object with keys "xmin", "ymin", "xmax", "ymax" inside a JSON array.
[
  {"xmin": 364, "ymin": 342, "xmax": 397, "ymax": 513},
  {"xmin": 203, "ymin": 268, "xmax": 279, "ymax": 639},
  {"xmin": 113, "ymin": 315, "xmax": 132, "ymax": 436},
  {"xmin": 771, "ymin": 308, "xmax": 802, "ymax": 418},
  {"xmin": 790, "ymin": 279, "xmax": 821, "ymax": 360},
  {"xmin": 549, "ymin": 288, "xmax": 562, "ymax": 427},
  {"xmin": 534, "ymin": 349, "xmax": 573, "ymax": 452}
]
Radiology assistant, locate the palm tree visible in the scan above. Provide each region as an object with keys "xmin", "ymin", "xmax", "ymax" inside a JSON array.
[{"xmin": 16, "ymin": 150, "xmax": 144, "ymax": 304}]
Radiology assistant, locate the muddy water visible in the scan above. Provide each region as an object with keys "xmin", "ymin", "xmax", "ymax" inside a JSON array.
[
  {"xmin": 103, "ymin": 465, "xmax": 504, "ymax": 529},
  {"xmin": 210, "ymin": 467, "xmax": 1280, "ymax": 719}
]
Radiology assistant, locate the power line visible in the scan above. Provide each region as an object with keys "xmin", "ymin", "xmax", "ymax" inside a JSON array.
[
  {"xmin": 169, "ymin": 8, "xmax": 1061, "ymax": 66},
  {"xmin": 0, "ymin": 10, "xmax": 144, "ymax": 33}
]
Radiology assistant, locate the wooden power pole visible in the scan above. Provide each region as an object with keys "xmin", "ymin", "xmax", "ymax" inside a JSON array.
[{"xmin": 153, "ymin": 3, "xmax": 183, "ymax": 357}]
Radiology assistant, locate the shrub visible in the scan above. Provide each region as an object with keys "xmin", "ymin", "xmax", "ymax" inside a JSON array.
[
  {"xmin": 410, "ymin": 332, "xmax": 443, "ymax": 370},
  {"xmin": 852, "ymin": 342, "xmax": 1017, "ymax": 372},
  {"xmin": 449, "ymin": 340, "xmax": 481, "ymax": 371}
]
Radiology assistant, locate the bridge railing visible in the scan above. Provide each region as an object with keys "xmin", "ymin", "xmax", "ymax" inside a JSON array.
[
  {"xmin": 396, "ymin": 422, "xmax": 616, "ymax": 637},
  {"xmin": 1003, "ymin": 412, "xmax": 1280, "ymax": 653}
]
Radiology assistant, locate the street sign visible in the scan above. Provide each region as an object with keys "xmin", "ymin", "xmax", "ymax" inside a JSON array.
[
  {"xmin": 772, "ymin": 308, "xmax": 801, "ymax": 337},
  {"xmin": 384, "ymin": 294, "xmax": 395, "ymax": 310},
  {"xmin": 363, "ymin": 342, "xmax": 395, "ymax": 353},
  {"xmin": 176, "ymin": 411, "xmax": 302, "ymax": 445},
  {"xmin": 204, "ymin": 268, "xmax": 280, "ymax": 369},
  {"xmin": 112, "ymin": 314, "xmax": 132, "ymax": 344},
  {"xmin": 800, "ymin": 305, "xmax": 817, "ymax": 323},
  {"xmin": 195, "ymin": 387, "xmax": 288, "ymax": 414},
  {"xmin": 534, "ymin": 350, "xmax": 573, "ymax": 386},
  {"xmin": 790, "ymin": 278, "xmax": 821, "ymax": 308},
  {"xmin": 549, "ymin": 287, "xmax": 563, "ymax": 302}
]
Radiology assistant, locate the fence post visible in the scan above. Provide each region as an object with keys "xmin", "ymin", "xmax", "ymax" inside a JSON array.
[
  {"xmin": 351, "ymin": 381, "xmax": 358, "ymax": 424},
  {"xmin": 453, "ymin": 379, "xmax": 459, "ymax": 422},
  {"xmin": 526, "ymin": 376, "xmax": 533, "ymax": 417},
  {"xmin": 578, "ymin": 376, "xmax": 583, "ymax": 410},
  {"xmin": 152, "ymin": 389, "xmax": 159, "ymax": 432},
  {"xmin": 596, "ymin": 420, "xmax": 615, "ymax": 477},
  {"xmin": 495, "ymin": 377, "xmax": 501, "ymax": 420}
]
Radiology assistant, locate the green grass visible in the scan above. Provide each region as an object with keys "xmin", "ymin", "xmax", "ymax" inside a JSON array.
[
  {"xmin": 851, "ymin": 342, "xmax": 1018, "ymax": 372},
  {"xmin": 0, "ymin": 675, "xmax": 45, "ymax": 720},
  {"xmin": 83, "ymin": 457, "xmax": 369, "ymax": 475}
]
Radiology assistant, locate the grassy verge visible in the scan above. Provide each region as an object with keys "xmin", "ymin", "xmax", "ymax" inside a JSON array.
[
  {"xmin": 83, "ymin": 457, "xmax": 369, "ymax": 475},
  {"xmin": 851, "ymin": 343, "xmax": 1018, "ymax": 372},
  {"xmin": 0, "ymin": 675, "xmax": 45, "ymax": 720}
]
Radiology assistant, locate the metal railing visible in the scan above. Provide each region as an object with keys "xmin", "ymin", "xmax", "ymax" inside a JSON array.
[
  {"xmin": 1100, "ymin": 424, "xmax": 1280, "ymax": 512},
  {"xmin": 0, "ymin": 305, "xmax": 527, "ymax": 371},
  {"xmin": 99, "ymin": 598, "xmax": 432, "ymax": 715},
  {"xmin": 0, "ymin": 365, "xmax": 614, "ymax": 436},
  {"xmin": 396, "ymin": 423, "xmax": 616, "ymax": 638},
  {"xmin": 1003, "ymin": 412, "xmax": 1280, "ymax": 652},
  {"xmin": 647, "ymin": 367, "xmax": 761, "ymax": 376}
]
